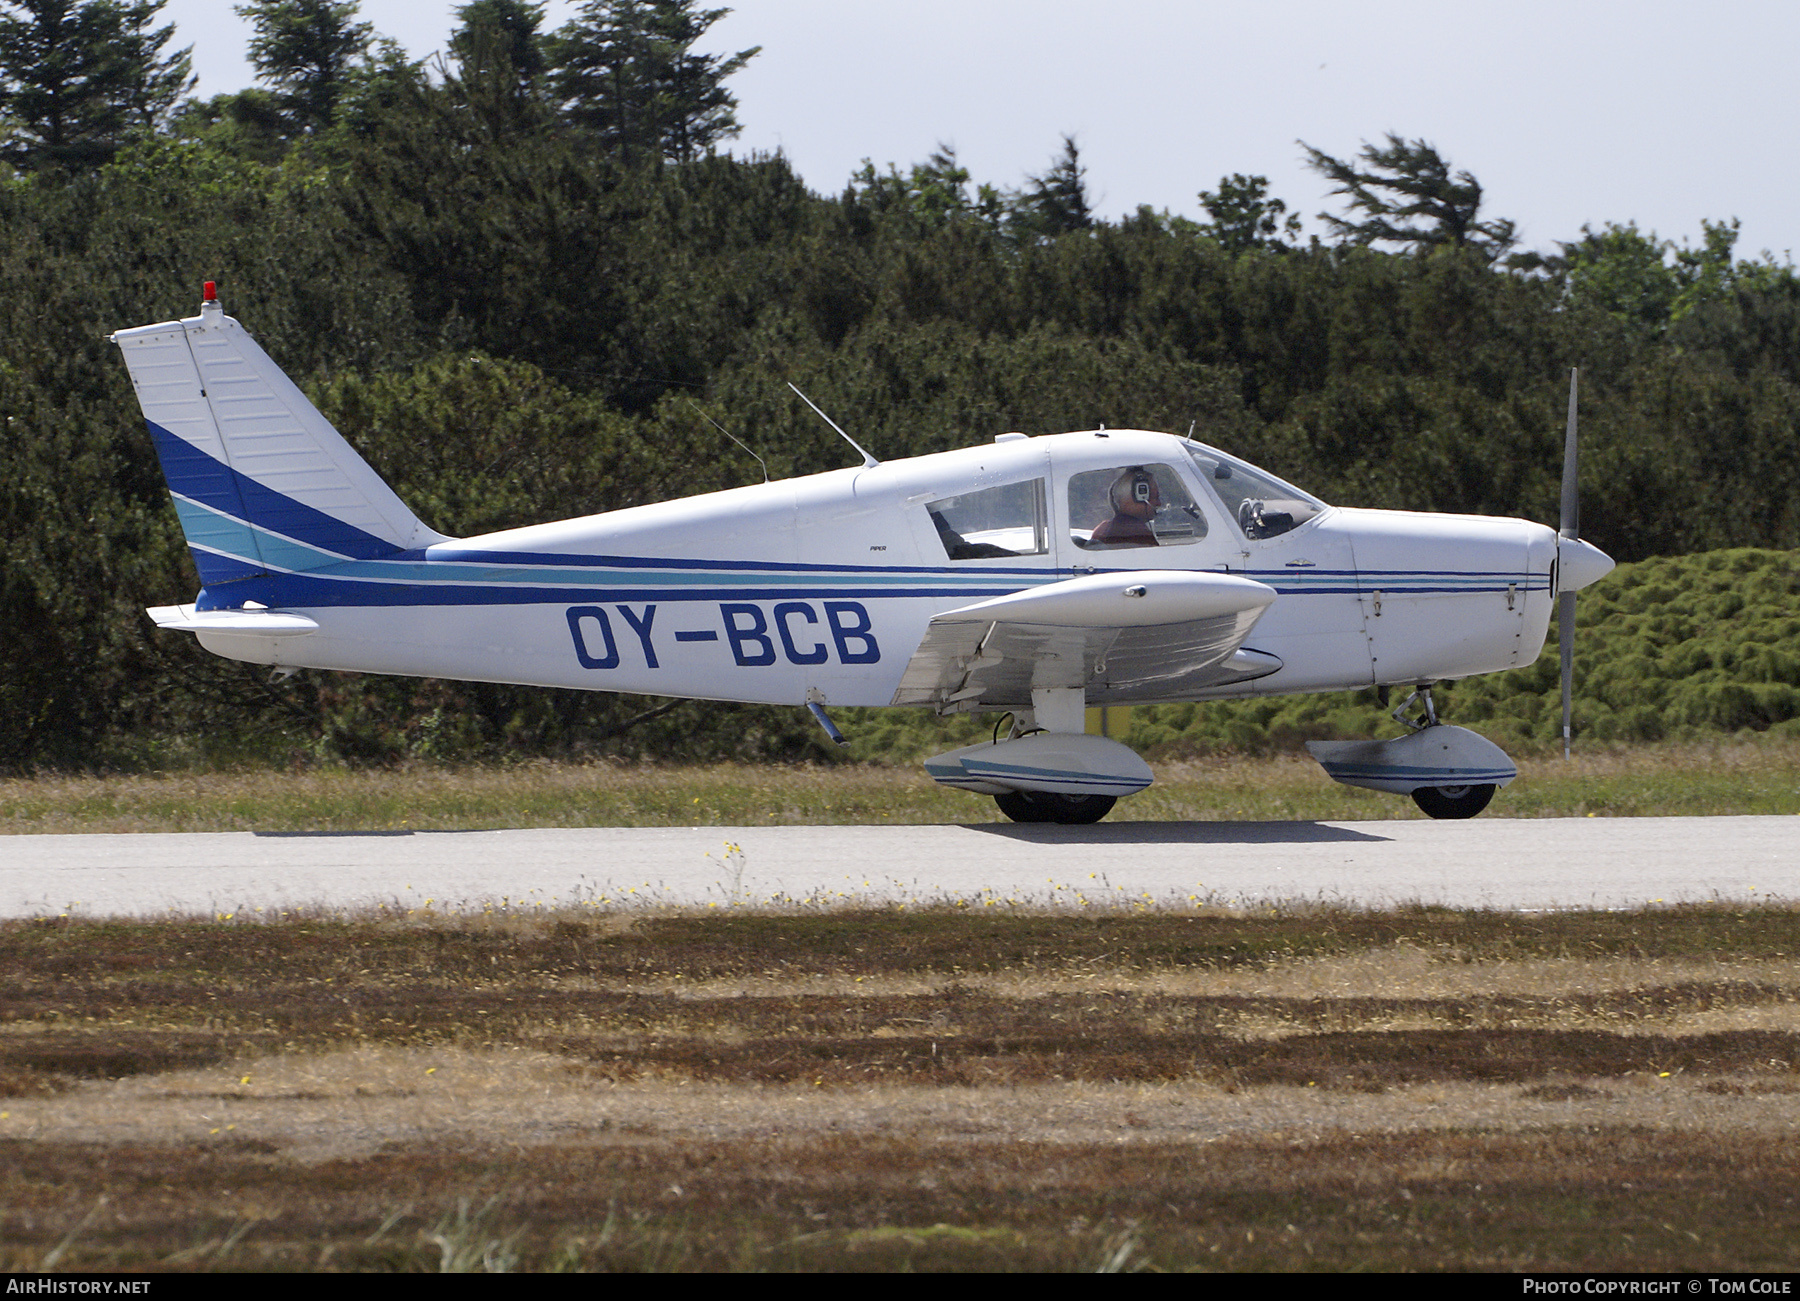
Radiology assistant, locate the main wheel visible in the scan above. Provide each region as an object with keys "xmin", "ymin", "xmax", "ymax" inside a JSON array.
[
  {"xmin": 993, "ymin": 790, "xmax": 1118, "ymax": 824},
  {"xmin": 994, "ymin": 790, "xmax": 1049, "ymax": 822},
  {"xmin": 1410, "ymin": 783, "xmax": 1496, "ymax": 820}
]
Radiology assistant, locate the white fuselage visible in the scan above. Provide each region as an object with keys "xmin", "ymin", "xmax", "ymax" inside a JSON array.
[{"xmin": 194, "ymin": 429, "xmax": 1559, "ymax": 708}]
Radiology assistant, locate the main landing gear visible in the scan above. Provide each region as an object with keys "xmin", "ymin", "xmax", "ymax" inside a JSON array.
[
  {"xmin": 993, "ymin": 790, "xmax": 1118, "ymax": 825},
  {"xmin": 945, "ymin": 702, "xmax": 1141, "ymax": 825}
]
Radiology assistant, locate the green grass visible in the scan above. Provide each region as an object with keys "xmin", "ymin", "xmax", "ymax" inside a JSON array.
[{"xmin": 6, "ymin": 737, "xmax": 1800, "ymax": 832}]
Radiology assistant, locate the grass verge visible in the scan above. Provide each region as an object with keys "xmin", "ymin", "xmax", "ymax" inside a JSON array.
[
  {"xmin": 1, "ymin": 903, "xmax": 1797, "ymax": 1271},
  {"xmin": 7, "ymin": 738, "xmax": 1800, "ymax": 833}
]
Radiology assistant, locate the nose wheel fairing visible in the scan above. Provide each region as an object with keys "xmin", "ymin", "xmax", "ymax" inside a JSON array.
[{"xmin": 1305, "ymin": 723, "xmax": 1517, "ymax": 818}]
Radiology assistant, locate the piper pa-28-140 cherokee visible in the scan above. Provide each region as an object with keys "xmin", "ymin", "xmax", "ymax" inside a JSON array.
[{"xmin": 114, "ymin": 286, "xmax": 1615, "ymax": 824}]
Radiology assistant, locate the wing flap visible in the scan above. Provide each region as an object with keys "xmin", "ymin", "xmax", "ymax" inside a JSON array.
[
  {"xmin": 891, "ymin": 570, "xmax": 1279, "ymax": 710},
  {"xmin": 931, "ymin": 568, "xmax": 1275, "ymax": 627}
]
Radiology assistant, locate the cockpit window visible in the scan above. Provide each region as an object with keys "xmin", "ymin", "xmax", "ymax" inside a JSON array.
[
  {"xmin": 1183, "ymin": 442, "xmax": 1325, "ymax": 540},
  {"xmin": 1068, "ymin": 464, "xmax": 1206, "ymax": 549},
  {"xmin": 928, "ymin": 478, "xmax": 1048, "ymax": 559}
]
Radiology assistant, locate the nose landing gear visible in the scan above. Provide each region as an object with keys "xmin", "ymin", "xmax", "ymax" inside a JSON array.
[
  {"xmin": 1305, "ymin": 683, "xmax": 1519, "ymax": 819},
  {"xmin": 1390, "ymin": 686, "xmax": 1499, "ymax": 819}
]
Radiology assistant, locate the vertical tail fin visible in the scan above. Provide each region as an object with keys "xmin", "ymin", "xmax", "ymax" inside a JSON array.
[{"xmin": 112, "ymin": 288, "xmax": 447, "ymax": 588}]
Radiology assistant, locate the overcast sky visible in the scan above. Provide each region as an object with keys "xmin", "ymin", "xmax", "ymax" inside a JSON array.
[{"xmin": 158, "ymin": 0, "xmax": 1800, "ymax": 263}]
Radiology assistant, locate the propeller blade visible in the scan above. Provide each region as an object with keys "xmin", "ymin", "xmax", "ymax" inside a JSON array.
[
  {"xmin": 1558, "ymin": 368, "xmax": 1579, "ymax": 759},
  {"xmin": 1560, "ymin": 368, "xmax": 1579, "ymax": 540},
  {"xmin": 1559, "ymin": 589, "xmax": 1576, "ymax": 760}
]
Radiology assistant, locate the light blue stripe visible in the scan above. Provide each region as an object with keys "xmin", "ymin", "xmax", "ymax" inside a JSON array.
[
  {"xmin": 170, "ymin": 497, "xmax": 264, "ymax": 562},
  {"xmin": 1319, "ymin": 765, "xmax": 1516, "ymax": 782},
  {"xmin": 962, "ymin": 760, "xmax": 1149, "ymax": 791},
  {"xmin": 173, "ymin": 495, "xmax": 372, "ymax": 573}
]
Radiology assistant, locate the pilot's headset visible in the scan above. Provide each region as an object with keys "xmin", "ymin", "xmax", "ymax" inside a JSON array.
[{"xmin": 1110, "ymin": 467, "xmax": 1159, "ymax": 517}]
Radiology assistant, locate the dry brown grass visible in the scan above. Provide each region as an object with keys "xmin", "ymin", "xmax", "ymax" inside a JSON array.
[{"xmin": 2, "ymin": 905, "xmax": 1798, "ymax": 1271}]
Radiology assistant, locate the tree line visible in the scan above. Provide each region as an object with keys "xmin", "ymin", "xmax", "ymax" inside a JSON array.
[{"xmin": 2, "ymin": 0, "xmax": 1798, "ymax": 770}]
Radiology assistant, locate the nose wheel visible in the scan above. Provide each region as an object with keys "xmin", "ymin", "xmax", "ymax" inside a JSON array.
[{"xmin": 994, "ymin": 790, "xmax": 1117, "ymax": 824}]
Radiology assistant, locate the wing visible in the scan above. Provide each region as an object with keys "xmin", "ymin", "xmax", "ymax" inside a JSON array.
[{"xmin": 890, "ymin": 570, "xmax": 1281, "ymax": 710}]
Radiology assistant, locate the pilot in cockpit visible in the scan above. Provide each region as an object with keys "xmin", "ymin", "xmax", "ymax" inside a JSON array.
[{"xmin": 1087, "ymin": 466, "xmax": 1161, "ymax": 547}]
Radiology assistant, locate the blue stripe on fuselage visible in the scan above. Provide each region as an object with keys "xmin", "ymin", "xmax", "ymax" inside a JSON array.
[
  {"xmin": 191, "ymin": 563, "xmax": 1547, "ymax": 612},
  {"xmin": 1247, "ymin": 568, "xmax": 1550, "ymax": 597},
  {"xmin": 194, "ymin": 571, "xmax": 1047, "ymax": 610}
]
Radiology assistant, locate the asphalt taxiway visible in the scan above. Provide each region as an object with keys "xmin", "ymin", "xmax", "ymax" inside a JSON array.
[{"xmin": 4, "ymin": 816, "xmax": 1795, "ymax": 917}]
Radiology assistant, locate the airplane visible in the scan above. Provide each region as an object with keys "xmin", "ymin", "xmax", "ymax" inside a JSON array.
[{"xmin": 112, "ymin": 285, "xmax": 1615, "ymax": 824}]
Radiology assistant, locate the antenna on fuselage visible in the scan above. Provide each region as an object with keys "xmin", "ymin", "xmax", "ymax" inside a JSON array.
[
  {"xmin": 688, "ymin": 400, "xmax": 769, "ymax": 483},
  {"xmin": 787, "ymin": 382, "xmax": 879, "ymax": 468}
]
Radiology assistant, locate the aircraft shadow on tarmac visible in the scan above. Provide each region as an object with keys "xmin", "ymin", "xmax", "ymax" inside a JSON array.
[
  {"xmin": 964, "ymin": 820, "xmax": 1392, "ymax": 845},
  {"xmin": 251, "ymin": 824, "xmax": 1393, "ymax": 844},
  {"xmin": 253, "ymin": 830, "xmax": 421, "ymax": 838}
]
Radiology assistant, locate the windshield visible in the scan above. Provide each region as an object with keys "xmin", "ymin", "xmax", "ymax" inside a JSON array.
[{"xmin": 1182, "ymin": 442, "xmax": 1326, "ymax": 540}]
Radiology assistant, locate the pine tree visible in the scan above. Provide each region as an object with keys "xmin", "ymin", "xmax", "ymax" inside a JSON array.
[
  {"xmin": 449, "ymin": 0, "xmax": 546, "ymax": 91},
  {"xmin": 446, "ymin": 0, "xmax": 549, "ymax": 133},
  {"xmin": 544, "ymin": 0, "xmax": 757, "ymax": 165},
  {"xmin": 1197, "ymin": 173, "xmax": 1300, "ymax": 254},
  {"xmin": 1300, "ymin": 133, "xmax": 1516, "ymax": 260},
  {"xmin": 235, "ymin": 0, "xmax": 372, "ymax": 135},
  {"xmin": 846, "ymin": 142, "xmax": 974, "ymax": 230},
  {"xmin": 0, "ymin": 0, "xmax": 192, "ymax": 171},
  {"xmin": 1009, "ymin": 134, "xmax": 1093, "ymax": 239}
]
